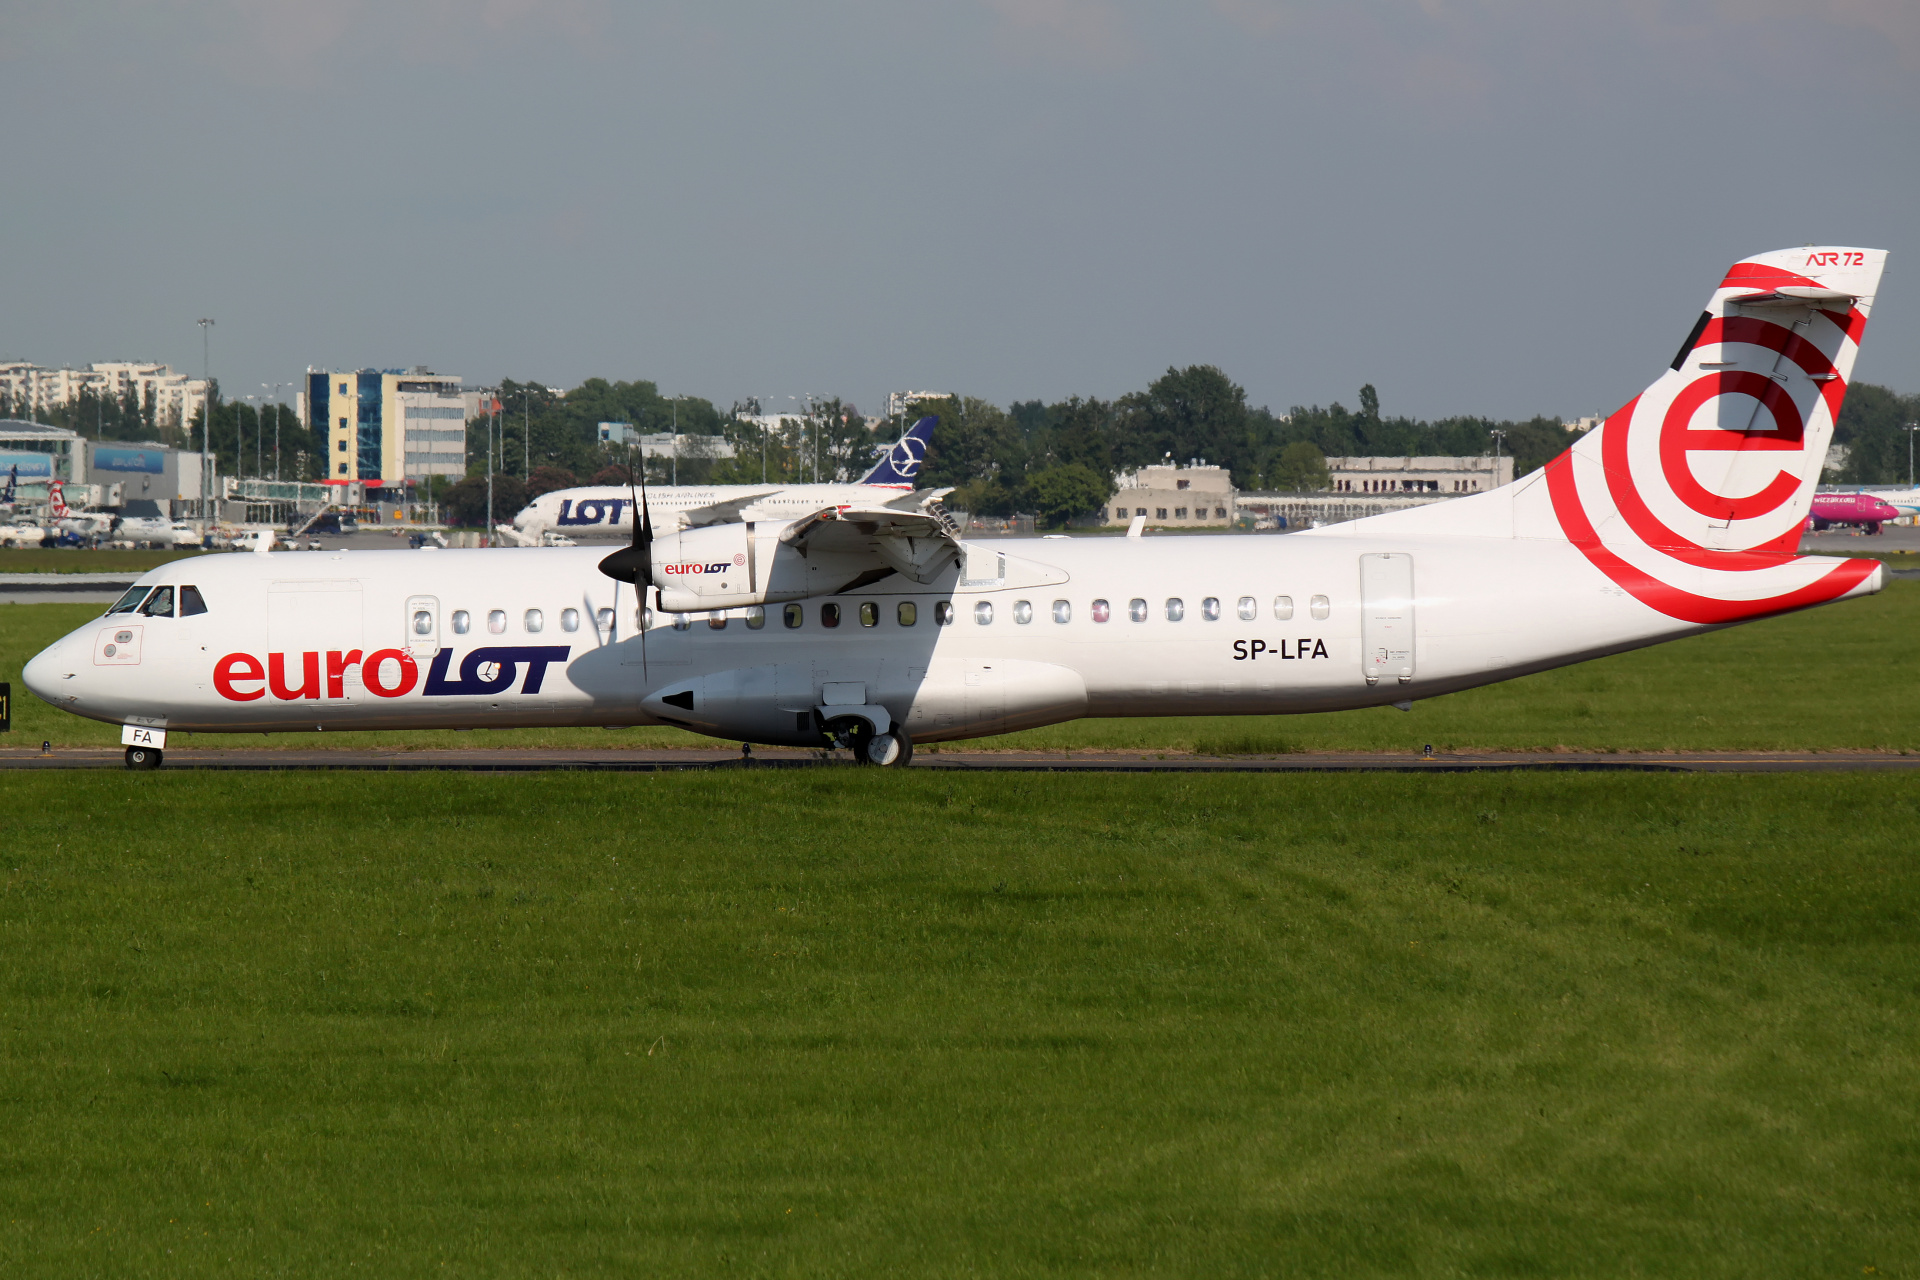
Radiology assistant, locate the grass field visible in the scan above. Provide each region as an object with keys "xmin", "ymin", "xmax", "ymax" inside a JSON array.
[
  {"xmin": 0, "ymin": 547, "xmax": 221, "ymax": 574},
  {"xmin": 1, "ymin": 769, "xmax": 1916, "ymax": 1275},
  {"xmin": 4, "ymin": 581, "xmax": 1916, "ymax": 753}
]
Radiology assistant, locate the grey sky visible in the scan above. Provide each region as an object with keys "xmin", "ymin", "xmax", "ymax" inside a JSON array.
[{"xmin": 4, "ymin": 1, "xmax": 1916, "ymax": 422}]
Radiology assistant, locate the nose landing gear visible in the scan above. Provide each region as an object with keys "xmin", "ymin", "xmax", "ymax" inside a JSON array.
[{"xmin": 124, "ymin": 745, "xmax": 163, "ymax": 770}]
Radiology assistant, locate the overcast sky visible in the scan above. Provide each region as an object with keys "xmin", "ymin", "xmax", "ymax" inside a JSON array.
[{"xmin": 3, "ymin": 1, "xmax": 1916, "ymax": 423}]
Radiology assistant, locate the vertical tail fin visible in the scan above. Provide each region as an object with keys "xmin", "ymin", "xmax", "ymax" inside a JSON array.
[
  {"xmin": 1325, "ymin": 246, "xmax": 1888, "ymax": 623},
  {"xmin": 859, "ymin": 416, "xmax": 938, "ymax": 487},
  {"xmin": 48, "ymin": 479, "xmax": 68, "ymax": 518}
]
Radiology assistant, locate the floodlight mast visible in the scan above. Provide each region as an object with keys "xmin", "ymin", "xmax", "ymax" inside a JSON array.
[{"xmin": 197, "ymin": 318, "xmax": 214, "ymax": 521}]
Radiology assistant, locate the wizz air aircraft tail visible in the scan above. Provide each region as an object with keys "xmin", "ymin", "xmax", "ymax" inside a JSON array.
[
  {"xmin": 1320, "ymin": 246, "xmax": 1886, "ymax": 623},
  {"xmin": 21, "ymin": 248, "xmax": 1889, "ymax": 769}
]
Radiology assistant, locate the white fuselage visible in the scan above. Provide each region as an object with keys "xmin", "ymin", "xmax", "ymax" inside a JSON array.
[{"xmin": 21, "ymin": 532, "xmax": 1879, "ymax": 746}]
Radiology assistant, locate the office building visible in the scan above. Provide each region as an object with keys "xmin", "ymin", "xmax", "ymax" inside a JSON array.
[{"xmin": 303, "ymin": 367, "xmax": 476, "ymax": 486}]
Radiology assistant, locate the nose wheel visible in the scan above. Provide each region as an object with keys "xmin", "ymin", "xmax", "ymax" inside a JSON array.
[{"xmin": 124, "ymin": 745, "xmax": 164, "ymax": 770}]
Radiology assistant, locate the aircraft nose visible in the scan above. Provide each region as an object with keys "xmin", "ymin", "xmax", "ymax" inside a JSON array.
[{"xmin": 21, "ymin": 640, "xmax": 72, "ymax": 705}]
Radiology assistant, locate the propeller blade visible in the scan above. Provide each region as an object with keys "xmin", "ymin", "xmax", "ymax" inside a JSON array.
[{"xmin": 596, "ymin": 457, "xmax": 653, "ymax": 585}]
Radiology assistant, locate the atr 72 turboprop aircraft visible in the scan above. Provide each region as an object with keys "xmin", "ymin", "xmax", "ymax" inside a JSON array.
[
  {"xmin": 24, "ymin": 246, "xmax": 1890, "ymax": 769},
  {"xmin": 511, "ymin": 414, "xmax": 942, "ymax": 540}
]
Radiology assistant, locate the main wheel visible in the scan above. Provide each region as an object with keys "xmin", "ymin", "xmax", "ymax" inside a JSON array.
[
  {"xmin": 125, "ymin": 746, "xmax": 163, "ymax": 770},
  {"xmin": 858, "ymin": 730, "xmax": 913, "ymax": 768}
]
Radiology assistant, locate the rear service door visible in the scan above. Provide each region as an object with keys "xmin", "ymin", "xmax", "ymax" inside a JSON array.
[{"xmin": 1360, "ymin": 553, "xmax": 1415, "ymax": 685}]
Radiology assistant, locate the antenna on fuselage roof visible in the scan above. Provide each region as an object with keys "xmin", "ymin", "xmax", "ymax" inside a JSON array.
[{"xmin": 596, "ymin": 450, "xmax": 654, "ymax": 679}]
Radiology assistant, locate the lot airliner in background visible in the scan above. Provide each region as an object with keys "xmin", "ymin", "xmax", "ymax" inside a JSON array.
[
  {"xmin": 511, "ymin": 414, "xmax": 941, "ymax": 540},
  {"xmin": 25, "ymin": 246, "xmax": 1890, "ymax": 768}
]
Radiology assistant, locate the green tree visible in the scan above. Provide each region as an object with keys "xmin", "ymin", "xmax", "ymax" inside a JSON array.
[
  {"xmin": 1028, "ymin": 463, "xmax": 1112, "ymax": 529},
  {"xmin": 1114, "ymin": 366, "xmax": 1255, "ymax": 483},
  {"xmin": 1834, "ymin": 382, "xmax": 1920, "ymax": 484},
  {"xmin": 918, "ymin": 396, "xmax": 1026, "ymax": 509},
  {"xmin": 1265, "ymin": 441, "xmax": 1330, "ymax": 491}
]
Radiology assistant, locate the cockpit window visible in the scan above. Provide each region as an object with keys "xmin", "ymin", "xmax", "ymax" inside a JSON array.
[
  {"xmin": 179, "ymin": 585, "xmax": 208, "ymax": 616},
  {"xmin": 138, "ymin": 586, "xmax": 175, "ymax": 617},
  {"xmin": 106, "ymin": 586, "xmax": 150, "ymax": 615}
]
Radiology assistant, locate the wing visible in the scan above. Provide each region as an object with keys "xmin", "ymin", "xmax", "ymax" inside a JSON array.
[{"xmin": 677, "ymin": 490, "xmax": 783, "ymax": 528}]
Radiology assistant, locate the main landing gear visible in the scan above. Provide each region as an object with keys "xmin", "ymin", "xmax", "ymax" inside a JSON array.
[
  {"xmin": 124, "ymin": 745, "xmax": 164, "ymax": 770},
  {"xmin": 825, "ymin": 716, "xmax": 914, "ymax": 768}
]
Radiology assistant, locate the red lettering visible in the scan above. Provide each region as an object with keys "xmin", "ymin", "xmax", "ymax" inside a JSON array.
[
  {"xmin": 268, "ymin": 651, "xmax": 321, "ymax": 700},
  {"xmin": 213, "ymin": 652, "xmax": 266, "ymax": 702},
  {"xmin": 363, "ymin": 648, "xmax": 418, "ymax": 698},
  {"xmin": 326, "ymin": 649, "xmax": 363, "ymax": 699}
]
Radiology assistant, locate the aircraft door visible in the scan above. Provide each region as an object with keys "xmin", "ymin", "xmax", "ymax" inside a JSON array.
[
  {"xmin": 405, "ymin": 595, "xmax": 440, "ymax": 659},
  {"xmin": 1360, "ymin": 553, "xmax": 1415, "ymax": 686}
]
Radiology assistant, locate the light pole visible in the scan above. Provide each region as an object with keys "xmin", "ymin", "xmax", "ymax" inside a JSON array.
[
  {"xmin": 243, "ymin": 394, "xmax": 258, "ymax": 481},
  {"xmin": 197, "ymin": 318, "xmax": 214, "ymax": 520},
  {"xmin": 264, "ymin": 383, "xmax": 283, "ymax": 482},
  {"xmin": 522, "ymin": 386, "xmax": 535, "ymax": 479},
  {"xmin": 1905, "ymin": 422, "xmax": 1918, "ymax": 489},
  {"xmin": 1490, "ymin": 429, "xmax": 1507, "ymax": 486}
]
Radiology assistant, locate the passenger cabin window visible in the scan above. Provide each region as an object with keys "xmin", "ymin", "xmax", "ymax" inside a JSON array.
[
  {"xmin": 820, "ymin": 602, "xmax": 840, "ymax": 628},
  {"xmin": 453, "ymin": 610, "xmax": 471, "ymax": 634},
  {"xmin": 525, "ymin": 608, "xmax": 544, "ymax": 633},
  {"xmin": 708, "ymin": 612, "xmax": 727, "ymax": 630},
  {"xmin": 413, "ymin": 609, "xmax": 433, "ymax": 635},
  {"xmin": 1165, "ymin": 597, "xmax": 1184, "ymax": 622},
  {"xmin": 639, "ymin": 607, "xmax": 654, "ymax": 631},
  {"xmin": 180, "ymin": 585, "xmax": 208, "ymax": 616},
  {"xmin": 107, "ymin": 586, "xmax": 149, "ymax": 615},
  {"xmin": 561, "ymin": 608, "xmax": 580, "ymax": 632},
  {"xmin": 974, "ymin": 601, "xmax": 994, "ymax": 625},
  {"xmin": 139, "ymin": 586, "xmax": 174, "ymax": 617},
  {"xmin": 897, "ymin": 602, "xmax": 916, "ymax": 626},
  {"xmin": 1310, "ymin": 594, "xmax": 1330, "ymax": 620},
  {"xmin": 1013, "ymin": 600, "xmax": 1033, "ymax": 625},
  {"xmin": 1129, "ymin": 598, "xmax": 1148, "ymax": 623},
  {"xmin": 1201, "ymin": 597, "xmax": 1221, "ymax": 621},
  {"xmin": 595, "ymin": 608, "xmax": 613, "ymax": 631},
  {"xmin": 746, "ymin": 605, "xmax": 767, "ymax": 630},
  {"xmin": 1052, "ymin": 599, "xmax": 1071, "ymax": 624},
  {"xmin": 1236, "ymin": 596, "xmax": 1256, "ymax": 621},
  {"xmin": 859, "ymin": 602, "xmax": 878, "ymax": 628},
  {"xmin": 934, "ymin": 601, "xmax": 955, "ymax": 626},
  {"xmin": 487, "ymin": 609, "xmax": 507, "ymax": 635},
  {"xmin": 671, "ymin": 613, "xmax": 691, "ymax": 631},
  {"xmin": 784, "ymin": 603, "xmax": 804, "ymax": 629},
  {"xmin": 1274, "ymin": 595, "xmax": 1294, "ymax": 621},
  {"xmin": 1090, "ymin": 599, "xmax": 1110, "ymax": 623}
]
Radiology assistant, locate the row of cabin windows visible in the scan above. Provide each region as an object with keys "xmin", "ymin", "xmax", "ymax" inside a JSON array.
[
  {"xmin": 105, "ymin": 584, "xmax": 209, "ymax": 617},
  {"xmin": 435, "ymin": 607, "xmax": 617, "ymax": 636},
  {"xmin": 1114, "ymin": 506, "xmax": 1230, "ymax": 520},
  {"xmin": 643, "ymin": 594, "xmax": 1333, "ymax": 632}
]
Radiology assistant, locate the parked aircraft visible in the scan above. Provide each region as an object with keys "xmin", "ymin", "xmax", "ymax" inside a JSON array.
[
  {"xmin": 47, "ymin": 481, "xmax": 114, "ymax": 542},
  {"xmin": 22, "ymin": 246, "xmax": 1891, "ymax": 770},
  {"xmin": 1807, "ymin": 492, "xmax": 1902, "ymax": 534},
  {"xmin": 510, "ymin": 415, "xmax": 942, "ymax": 540}
]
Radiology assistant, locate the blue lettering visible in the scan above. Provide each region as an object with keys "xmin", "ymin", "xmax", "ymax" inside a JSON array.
[{"xmin": 424, "ymin": 646, "xmax": 572, "ymax": 696}]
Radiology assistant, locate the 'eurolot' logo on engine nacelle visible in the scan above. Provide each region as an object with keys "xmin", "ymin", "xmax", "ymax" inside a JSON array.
[
  {"xmin": 213, "ymin": 646, "xmax": 570, "ymax": 701},
  {"xmin": 663, "ymin": 557, "xmax": 742, "ymax": 575}
]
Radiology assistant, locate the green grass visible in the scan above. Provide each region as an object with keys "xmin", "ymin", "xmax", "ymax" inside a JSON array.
[
  {"xmin": 1, "ymin": 770, "xmax": 1916, "ymax": 1275},
  {"xmin": 0, "ymin": 547, "xmax": 221, "ymax": 574},
  {"xmin": 5, "ymin": 582, "xmax": 1917, "ymax": 753}
]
